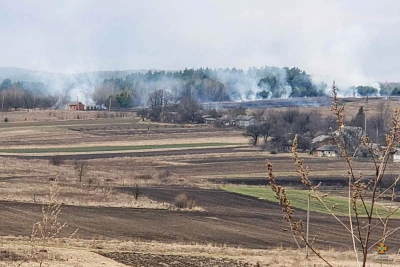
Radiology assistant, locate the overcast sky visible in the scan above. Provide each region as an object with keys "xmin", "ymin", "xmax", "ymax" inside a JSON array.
[{"xmin": 0, "ymin": 0, "xmax": 399, "ymax": 85}]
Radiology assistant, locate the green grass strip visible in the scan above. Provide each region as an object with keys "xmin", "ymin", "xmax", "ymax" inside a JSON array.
[
  {"xmin": 223, "ymin": 186, "xmax": 400, "ymax": 218},
  {"xmin": 0, "ymin": 143, "xmax": 236, "ymax": 154}
]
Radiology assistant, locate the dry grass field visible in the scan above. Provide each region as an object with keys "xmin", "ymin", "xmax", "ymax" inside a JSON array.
[
  {"xmin": 1, "ymin": 99, "xmax": 400, "ymax": 266},
  {"xmin": 256, "ymin": 96, "xmax": 400, "ymax": 120},
  {"xmin": 1, "ymin": 236, "xmax": 388, "ymax": 267}
]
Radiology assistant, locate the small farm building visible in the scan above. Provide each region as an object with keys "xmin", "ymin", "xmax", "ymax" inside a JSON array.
[
  {"xmin": 235, "ymin": 115, "xmax": 257, "ymax": 127},
  {"xmin": 394, "ymin": 149, "xmax": 400, "ymax": 163},
  {"xmin": 316, "ymin": 145, "xmax": 339, "ymax": 157},
  {"xmin": 218, "ymin": 115, "xmax": 236, "ymax": 126},
  {"xmin": 68, "ymin": 102, "xmax": 85, "ymax": 111},
  {"xmin": 204, "ymin": 117, "xmax": 216, "ymax": 124}
]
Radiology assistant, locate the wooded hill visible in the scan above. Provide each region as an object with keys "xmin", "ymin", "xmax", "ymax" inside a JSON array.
[{"xmin": 1, "ymin": 66, "xmax": 399, "ymax": 110}]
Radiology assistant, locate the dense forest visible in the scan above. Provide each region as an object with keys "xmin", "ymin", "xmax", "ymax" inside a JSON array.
[{"xmin": 92, "ymin": 67, "xmax": 327, "ymax": 108}]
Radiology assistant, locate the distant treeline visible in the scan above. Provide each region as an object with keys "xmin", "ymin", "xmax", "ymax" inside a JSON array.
[
  {"xmin": 379, "ymin": 82, "xmax": 400, "ymax": 96},
  {"xmin": 2, "ymin": 65, "xmax": 399, "ymax": 111},
  {"xmin": 351, "ymin": 83, "xmax": 400, "ymax": 97},
  {"xmin": 92, "ymin": 67, "xmax": 327, "ymax": 109},
  {"xmin": 0, "ymin": 79, "xmax": 58, "ymax": 109}
]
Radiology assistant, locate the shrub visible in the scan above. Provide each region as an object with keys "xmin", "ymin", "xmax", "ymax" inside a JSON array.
[
  {"xmin": 137, "ymin": 173, "xmax": 153, "ymax": 180},
  {"xmin": 0, "ymin": 250, "xmax": 26, "ymax": 261},
  {"xmin": 50, "ymin": 155, "xmax": 63, "ymax": 166},
  {"xmin": 133, "ymin": 184, "xmax": 140, "ymax": 200},
  {"xmin": 187, "ymin": 197, "xmax": 196, "ymax": 210},
  {"xmin": 175, "ymin": 193, "xmax": 188, "ymax": 209},
  {"xmin": 88, "ymin": 178, "xmax": 95, "ymax": 187},
  {"xmin": 4, "ymin": 117, "xmax": 8, "ymax": 123},
  {"xmin": 158, "ymin": 169, "xmax": 172, "ymax": 182},
  {"xmin": 175, "ymin": 193, "xmax": 196, "ymax": 209}
]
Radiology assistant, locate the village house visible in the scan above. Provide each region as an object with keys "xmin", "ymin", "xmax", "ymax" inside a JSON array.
[
  {"xmin": 218, "ymin": 115, "xmax": 236, "ymax": 126},
  {"xmin": 204, "ymin": 117, "xmax": 216, "ymax": 124},
  {"xmin": 161, "ymin": 111, "xmax": 181, "ymax": 123},
  {"xmin": 393, "ymin": 148, "xmax": 400, "ymax": 163},
  {"xmin": 201, "ymin": 115, "xmax": 216, "ymax": 124},
  {"xmin": 67, "ymin": 102, "xmax": 85, "ymax": 111},
  {"xmin": 310, "ymin": 134, "xmax": 334, "ymax": 150},
  {"xmin": 235, "ymin": 115, "xmax": 257, "ymax": 127},
  {"xmin": 316, "ymin": 145, "xmax": 339, "ymax": 157}
]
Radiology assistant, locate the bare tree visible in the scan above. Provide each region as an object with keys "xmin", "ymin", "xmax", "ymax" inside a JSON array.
[
  {"xmin": 93, "ymin": 82, "xmax": 118, "ymax": 109},
  {"xmin": 147, "ymin": 89, "xmax": 173, "ymax": 121},
  {"xmin": 137, "ymin": 108, "xmax": 148, "ymax": 121},
  {"xmin": 259, "ymin": 121, "xmax": 274, "ymax": 143},
  {"xmin": 178, "ymin": 95, "xmax": 200, "ymax": 122},
  {"xmin": 243, "ymin": 124, "xmax": 261, "ymax": 146},
  {"xmin": 369, "ymin": 101, "xmax": 391, "ymax": 143},
  {"xmin": 74, "ymin": 160, "xmax": 88, "ymax": 183}
]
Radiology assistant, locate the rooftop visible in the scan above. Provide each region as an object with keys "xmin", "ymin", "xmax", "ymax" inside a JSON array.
[
  {"xmin": 68, "ymin": 102, "xmax": 84, "ymax": 106},
  {"xmin": 235, "ymin": 115, "xmax": 255, "ymax": 121},
  {"xmin": 316, "ymin": 145, "xmax": 339, "ymax": 151}
]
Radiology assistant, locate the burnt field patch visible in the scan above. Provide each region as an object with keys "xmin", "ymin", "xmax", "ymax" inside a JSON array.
[{"xmin": 97, "ymin": 251, "xmax": 256, "ymax": 267}]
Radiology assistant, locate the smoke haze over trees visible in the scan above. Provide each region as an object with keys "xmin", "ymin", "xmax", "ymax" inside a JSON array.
[
  {"xmin": 92, "ymin": 66, "xmax": 328, "ymax": 109},
  {"xmin": 1, "ymin": 66, "xmax": 399, "ymax": 110},
  {"xmin": 0, "ymin": 78, "xmax": 58, "ymax": 110}
]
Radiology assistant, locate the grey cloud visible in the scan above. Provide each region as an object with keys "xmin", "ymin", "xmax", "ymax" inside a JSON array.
[{"xmin": 0, "ymin": 0, "xmax": 399, "ymax": 86}]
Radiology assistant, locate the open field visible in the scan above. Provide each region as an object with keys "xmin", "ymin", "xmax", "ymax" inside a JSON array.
[
  {"xmin": 0, "ymin": 142, "xmax": 238, "ymax": 154},
  {"xmin": 0, "ymin": 109, "xmax": 136, "ymax": 123},
  {"xmin": 224, "ymin": 186, "xmax": 400, "ymax": 218},
  {"xmin": 244, "ymin": 96, "xmax": 400, "ymax": 120},
  {"xmin": 0, "ymin": 121, "xmax": 245, "ymax": 149},
  {"xmin": 1, "ymin": 104, "xmax": 400, "ymax": 266},
  {"xmin": 2, "ymin": 186, "xmax": 400, "ymax": 251},
  {"xmin": 1, "ymin": 237, "xmax": 387, "ymax": 267},
  {"xmin": 1, "ymin": 186, "xmax": 399, "ymax": 266}
]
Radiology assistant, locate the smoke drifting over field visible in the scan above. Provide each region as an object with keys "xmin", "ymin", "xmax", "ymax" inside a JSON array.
[
  {"xmin": 80, "ymin": 66, "xmax": 327, "ymax": 106},
  {"xmin": 0, "ymin": 65, "xmax": 391, "ymax": 109},
  {"xmin": 0, "ymin": 67, "xmax": 144, "ymax": 107}
]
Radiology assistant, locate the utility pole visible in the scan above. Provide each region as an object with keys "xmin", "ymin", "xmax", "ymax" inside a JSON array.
[
  {"xmin": 364, "ymin": 97, "xmax": 368, "ymax": 137},
  {"xmin": 109, "ymin": 86, "xmax": 114, "ymax": 112},
  {"xmin": 305, "ymin": 189, "xmax": 310, "ymax": 258},
  {"xmin": 33, "ymin": 92, "xmax": 36, "ymax": 110},
  {"xmin": 364, "ymin": 109, "xmax": 367, "ymax": 136}
]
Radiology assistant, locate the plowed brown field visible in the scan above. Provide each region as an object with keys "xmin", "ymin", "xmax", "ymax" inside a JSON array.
[{"xmin": 1, "ymin": 187, "xmax": 398, "ymax": 252}]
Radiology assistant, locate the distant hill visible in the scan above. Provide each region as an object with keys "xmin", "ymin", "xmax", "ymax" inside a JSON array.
[
  {"xmin": 0, "ymin": 67, "xmax": 155, "ymax": 105},
  {"xmin": 0, "ymin": 67, "xmax": 150, "ymax": 85}
]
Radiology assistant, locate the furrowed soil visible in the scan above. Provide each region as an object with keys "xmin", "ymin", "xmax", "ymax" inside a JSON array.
[
  {"xmin": 1, "ymin": 187, "xmax": 399, "ymax": 252},
  {"xmin": 97, "ymin": 251, "xmax": 256, "ymax": 267}
]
